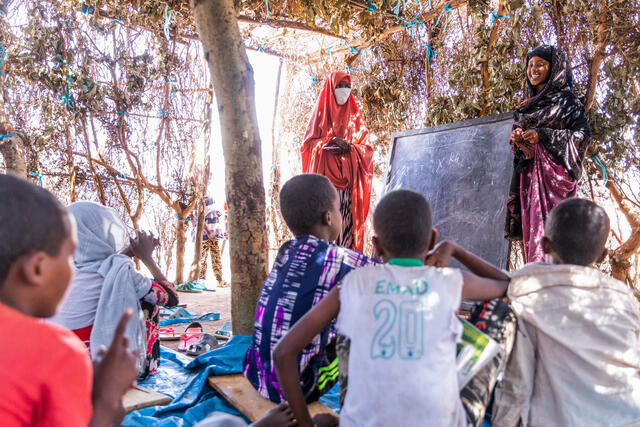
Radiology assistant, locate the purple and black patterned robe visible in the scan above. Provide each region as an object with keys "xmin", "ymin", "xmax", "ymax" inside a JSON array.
[
  {"xmin": 505, "ymin": 45, "xmax": 591, "ymax": 262},
  {"xmin": 243, "ymin": 235, "xmax": 374, "ymax": 403}
]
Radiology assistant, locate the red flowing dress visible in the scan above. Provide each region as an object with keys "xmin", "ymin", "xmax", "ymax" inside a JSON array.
[{"xmin": 301, "ymin": 71, "xmax": 374, "ymax": 252}]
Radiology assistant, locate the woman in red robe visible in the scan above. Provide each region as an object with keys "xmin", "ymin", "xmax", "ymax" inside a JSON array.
[{"xmin": 301, "ymin": 71, "xmax": 374, "ymax": 252}]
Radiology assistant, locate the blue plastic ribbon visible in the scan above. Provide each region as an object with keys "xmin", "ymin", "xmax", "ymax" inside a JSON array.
[
  {"xmin": 393, "ymin": 0, "xmax": 405, "ymax": 16},
  {"xmin": 311, "ymin": 76, "xmax": 321, "ymax": 85},
  {"xmin": 163, "ymin": 4, "xmax": 175, "ymax": 41},
  {"xmin": 425, "ymin": 43, "xmax": 437, "ymax": 66},
  {"xmin": 490, "ymin": 11, "xmax": 510, "ymax": 26},
  {"xmin": 587, "ymin": 153, "xmax": 608, "ymax": 184},
  {"xmin": 111, "ymin": 171, "xmax": 125, "ymax": 179},
  {"xmin": 117, "ymin": 110, "xmax": 125, "ymax": 115},
  {"xmin": 345, "ymin": 42, "xmax": 361, "ymax": 55},
  {"xmin": 0, "ymin": 44, "xmax": 5, "ymax": 76},
  {"xmin": 159, "ymin": 108, "xmax": 167, "ymax": 117},
  {"xmin": 57, "ymin": 54, "xmax": 72, "ymax": 82},
  {"xmin": 257, "ymin": 45, "xmax": 264, "ymax": 52},
  {"xmin": 596, "ymin": 0, "xmax": 599, "ymax": 9},
  {"xmin": 61, "ymin": 86, "xmax": 73, "ymax": 108},
  {"xmin": 0, "ymin": 132, "xmax": 17, "ymax": 140},
  {"xmin": 265, "ymin": 0, "xmax": 269, "ymax": 18},
  {"xmin": 345, "ymin": 66, "xmax": 364, "ymax": 73},
  {"xmin": 435, "ymin": 2, "xmax": 453, "ymax": 33},
  {"xmin": 113, "ymin": 18, "xmax": 123, "ymax": 23},
  {"xmin": 401, "ymin": 17, "xmax": 424, "ymax": 35},
  {"xmin": 81, "ymin": 4, "xmax": 94, "ymax": 14},
  {"xmin": 57, "ymin": 54, "xmax": 74, "ymax": 109},
  {"xmin": 328, "ymin": 47, "xmax": 333, "ymax": 61},
  {"xmin": 84, "ymin": 79, "xmax": 92, "ymax": 93},
  {"xmin": 367, "ymin": 0, "xmax": 377, "ymax": 11},
  {"xmin": 176, "ymin": 214, "xmax": 190, "ymax": 222},
  {"xmin": 28, "ymin": 172, "xmax": 43, "ymax": 185}
]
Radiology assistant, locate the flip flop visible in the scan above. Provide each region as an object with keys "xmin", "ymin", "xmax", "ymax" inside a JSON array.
[
  {"xmin": 175, "ymin": 282, "xmax": 203, "ymax": 293},
  {"xmin": 158, "ymin": 327, "xmax": 180, "ymax": 341},
  {"xmin": 177, "ymin": 322, "xmax": 203, "ymax": 351},
  {"xmin": 191, "ymin": 279, "xmax": 216, "ymax": 292},
  {"xmin": 214, "ymin": 321, "xmax": 233, "ymax": 341},
  {"xmin": 168, "ymin": 307, "xmax": 195, "ymax": 319},
  {"xmin": 186, "ymin": 334, "xmax": 224, "ymax": 356}
]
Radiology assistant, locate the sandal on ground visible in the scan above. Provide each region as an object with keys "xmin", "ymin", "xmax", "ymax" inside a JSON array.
[
  {"xmin": 175, "ymin": 282, "xmax": 203, "ymax": 293},
  {"xmin": 158, "ymin": 327, "xmax": 180, "ymax": 341},
  {"xmin": 168, "ymin": 307, "xmax": 195, "ymax": 319},
  {"xmin": 177, "ymin": 322, "xmax": 203, "ymax": 351},
  {"xmin": 214, "ymin": 321, "xmax": 233, "ymax": 341},
  {"xmin": 186, "ymin": 333, "xmax": 224, "ymax": 356}
]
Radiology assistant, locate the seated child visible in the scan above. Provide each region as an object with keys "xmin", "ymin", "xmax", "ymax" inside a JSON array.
[
  {"xmin": 274, "ymin": 189, "xmax": 513, "ymax": 427},
  {"xmin": 492, "ymin": 198, "xmax": 640, "ymax": 426},
  {"xmin": 50, "ymin": 201, "xmax": 178, "ymax": 378},
  {"xmin": 243, "ymin": 174, "xmax": 376, "ymax": 403},
  {"xmin": 0, "ymin": 174, "xmax": 138, "ymax": 427}
]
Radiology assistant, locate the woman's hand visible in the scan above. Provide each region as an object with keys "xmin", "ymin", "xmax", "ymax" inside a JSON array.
[
  {"xmin": 517, "ymin": 129, "xmax": 539, "ymax": 159},
  {"xmin": 510, "ymin": 128, "xmax": 523, "ymax": 145},
  {"xmin": 522, "ymin": 129, "xmax": 539, "ymax": 145},
  {"xmin": 130, "ymin": 230, "xmax": 157, "ymax": 262},
  {"xmin": 327, "ymin": 137, "xmax": 351, "ymax": 154}
]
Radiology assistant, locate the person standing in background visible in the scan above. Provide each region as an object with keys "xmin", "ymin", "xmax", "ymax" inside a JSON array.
[
  {"xmin": 200, "ymin": 197, "xmax": 227, "ymax": 287},
  {"xmin": 301, "ymin": 71, "xmax": 374, "ymax": 252}
]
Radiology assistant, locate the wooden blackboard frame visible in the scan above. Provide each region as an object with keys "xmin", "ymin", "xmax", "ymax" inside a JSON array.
[{"xmin": 382, "ymin": 112, "xmax": 514, "ymax": 270}]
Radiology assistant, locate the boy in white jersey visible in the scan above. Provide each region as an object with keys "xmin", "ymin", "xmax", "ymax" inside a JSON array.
[{"xmin": 274, "ymin": 189, "xmax": 511, "ymax": 427}]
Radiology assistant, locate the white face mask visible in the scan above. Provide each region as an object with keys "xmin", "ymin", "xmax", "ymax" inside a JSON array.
[{"xmin": 334, "ymin": 87, "xmax": 351, "ymax": 105}]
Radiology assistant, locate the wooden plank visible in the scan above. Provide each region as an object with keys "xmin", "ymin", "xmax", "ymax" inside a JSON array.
[
  {"xmin": 123, "ymin": 386, "xmax": 172, "ymax": 413},
  {"xmin": 208, "ymin": 374, "xmax": 337, "ymax": 422}
]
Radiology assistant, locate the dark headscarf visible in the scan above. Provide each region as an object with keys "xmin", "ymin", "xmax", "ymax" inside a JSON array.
[
  {"xmin": 519, "ymin": 45, "xmax": 575, "ymax": 115},
  {"xmin": 512, "ymin": 45, "xmax": 590, "ymax": 175}
]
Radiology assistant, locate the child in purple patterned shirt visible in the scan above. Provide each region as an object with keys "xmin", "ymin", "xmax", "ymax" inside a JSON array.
[{"xmin": 243, "ymin": 174, "xmax": 376, "ymax": 404}]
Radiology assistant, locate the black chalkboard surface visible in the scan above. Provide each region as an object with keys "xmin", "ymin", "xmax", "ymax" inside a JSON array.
[{"xmin": 383, "ymin": 113, "xmax": 514, "ymax": 270}]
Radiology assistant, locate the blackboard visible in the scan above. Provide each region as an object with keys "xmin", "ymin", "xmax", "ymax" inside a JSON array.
[{"xmin": 383, "ymin": 113, "xmax": 514, "ymax": 270}]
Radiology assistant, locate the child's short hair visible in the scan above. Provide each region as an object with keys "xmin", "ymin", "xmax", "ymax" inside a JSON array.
[
  {"xmin": 545, "ymin": 198, "xmax": 610, "ymax": 266},
  {"xmin": 279, "ymin": 174, "xmax": 338, "ymax": 236},
  {"xmin": 373, "ymin": 189, "xmax": 433, "ymax": 257},
  {"xmin": 0, "ymin": 174, "xmax": 69, "ymax": 286}
]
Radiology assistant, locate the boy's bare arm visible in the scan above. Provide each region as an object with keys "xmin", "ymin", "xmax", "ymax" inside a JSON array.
[
  {"xmin": 461, "ymin": 270, "xmax": 509, "ymax": 301},
  {"xmin": 426, "ymin": 241, "xmax": 509, "ymax": 281},
  {"xmin": 273, "ymin": 287, "xmax": 341, "ymax": 427}
]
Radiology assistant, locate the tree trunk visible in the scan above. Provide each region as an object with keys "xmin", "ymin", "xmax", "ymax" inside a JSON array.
[
  {"xmin": 268, "ymin": 60, "xmax": 285, "ymax": 253},
  {"xmin": 175, "ymin": 218, "xmax": 187, "ymax": 284},
  {"xmin": 188, "ymin": 202, "xmax": 206, "ymax": 282},
  {"xmin": 188, "ymin": 80, "xmax": 213, "ymax": 282},
  {"xmin": 606, "ymin": 180, "xmax": 640, "ymax": 287},
  {"xmin": 192, "ymin": 0, "xmax": 268, "ymax": 335},
  {"xmin": 0, "ymin": 134, "xmax": 26, "ymax": 177}
]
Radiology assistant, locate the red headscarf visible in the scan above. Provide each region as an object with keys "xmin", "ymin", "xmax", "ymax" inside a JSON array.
[{"xmin": 301, "ymin": 71, "xmax": 374, "ymax": 252}]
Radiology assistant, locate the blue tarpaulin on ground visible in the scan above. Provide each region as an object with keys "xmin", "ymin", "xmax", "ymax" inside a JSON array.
[{"xmin": 122, "ymin": 336, "xmax": 340, "ymax": 427}]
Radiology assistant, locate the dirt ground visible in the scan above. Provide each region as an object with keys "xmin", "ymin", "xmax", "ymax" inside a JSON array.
[{"xmin": 160, "ymin": 285, "xmax": 232, "ymax": 355}]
